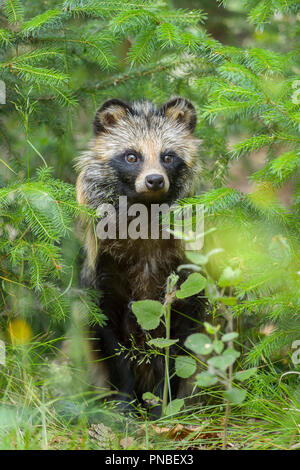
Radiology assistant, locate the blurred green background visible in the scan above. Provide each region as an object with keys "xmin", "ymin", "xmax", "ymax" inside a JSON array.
[{"xmin": 0, "ymin": 0, "xmax": 299, "ymax": 450}]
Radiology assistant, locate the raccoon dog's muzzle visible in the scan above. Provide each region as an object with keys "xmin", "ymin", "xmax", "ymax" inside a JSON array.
[{"xmin": 135, "ymin": 169, "xmax": 169, "ymax": 195}]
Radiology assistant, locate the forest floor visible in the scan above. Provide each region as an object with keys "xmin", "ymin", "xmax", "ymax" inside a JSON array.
[{"xmin": 1, "ymin": 354, "xmax": 297, "ymax": 451}]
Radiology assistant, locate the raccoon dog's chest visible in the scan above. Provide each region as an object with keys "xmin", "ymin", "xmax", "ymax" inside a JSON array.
[{"xmin": 100, "ymin": 237, "xmax": 183, "ymax": 301}]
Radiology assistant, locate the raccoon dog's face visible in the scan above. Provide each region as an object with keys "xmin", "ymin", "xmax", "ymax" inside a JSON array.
[{"xmin": 92, "ymin": 97, "xmax": 199, "ymax": 204}]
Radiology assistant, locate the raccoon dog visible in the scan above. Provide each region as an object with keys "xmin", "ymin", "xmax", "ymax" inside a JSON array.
[{"xmin": 76, "ymin": 97, "xmax": 206, "ymax": 414}]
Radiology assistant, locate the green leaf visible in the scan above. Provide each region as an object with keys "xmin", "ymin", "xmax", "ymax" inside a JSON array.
[
  {"xmin": 207, "ymin": 355, "xmax": 233, "ymax": 370},
  {"xmin": 185, "ymin": 249, "xmax": 224, "ymax": 265},
  {"xmin": 175, "ymin": 356, "xmax": 197, "ymax": 378},
  {"xmin": 217, "ymin": 297, "xmax": 237, "ymax": 306},
  {"xmin": 185, "ymin": 333, "xmax": 213, "ymax": 355},
  {"xmin": 213, "ymin": 339, "xmax": 224, "ymax": 354},
  {"xmin": 207, "ymin": 349, "xmax": 240, "ymax": 370},
  {"xmin": 165, "ymin": 398, "xmax": 184, "ymax": 416},
  {"xmin": 223, "ymin": 388, "xmax": 247, "ymax": 405},
  {"xmin": 218, "ymin": 267, "xmax": 242, "ymax": 287},
  {"xmin": 147, "ymin": 338, "xmax": 178, "ymax": 348},
  {"xmin": 185, "ymin": 251, "xmax": 208, "ymax": 265},
  {"xmin": 221, "ymin": 332, "xmax": 239, "ymax": 342},
  {"xmin": 176, "ymin": 273, "xmax": 206, "ymax": 299},
  {"xmin": 223, "ymin": 348, "xmax": 240, "ymax": 360},
  {"xmin": 131, "ymin": 300, "xmax": 163, "ymax": 330},
  {"xmin": 195, "ymin": 372, "xmax": 218, "ymax": 387},
  {"xmin": 184, "ymin": 333, "xmax": 213, "ymax": 354},
  {"xmin": 235, "ymin": 367, "xmax": 257, "ymax": 382},
  {"xmin": 142, "ymin": 392, "xmax": 160, "ymax": 402},
  {"xmin": 204, "ymin": 322, "xmax": 220, "ymax": 335}
]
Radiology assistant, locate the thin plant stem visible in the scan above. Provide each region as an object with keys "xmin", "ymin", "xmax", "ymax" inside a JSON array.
[
  {"xmin": 223, "ymin": 366, "xmax": 232, "ymax": 450},
  {"xmin": 162, "ymin": 300, "xmax": 171, "ymax": 416},
  {"xmin": 223, "ymin": 306, "xmax": 234, "ymax": 449}
]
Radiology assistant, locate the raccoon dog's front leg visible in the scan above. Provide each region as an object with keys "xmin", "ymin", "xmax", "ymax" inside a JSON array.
[{"xmin": 93, "ymin": 253, "xmax": 135, "ymax": 405}]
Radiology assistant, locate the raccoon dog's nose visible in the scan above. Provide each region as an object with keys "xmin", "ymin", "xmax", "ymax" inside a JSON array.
[{"xmin": 145, "ymin": 174, "xmax": 165, "ymax": 191}]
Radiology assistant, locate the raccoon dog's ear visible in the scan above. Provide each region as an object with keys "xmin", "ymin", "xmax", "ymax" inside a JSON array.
[
  {"xmin": 93, "ymin": 99, "xmax": 133, "ymax": 135},
  {"xmin": 161, "ymin": 97, "xmax": 197, "ymax": 132}
]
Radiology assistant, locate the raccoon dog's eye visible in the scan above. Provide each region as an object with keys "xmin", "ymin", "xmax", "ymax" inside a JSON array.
[
  {"xmin": 162, "ymin": 154, "xmax": 173, "ymax": 164},
  {"xmin": 125, "ymin": 153, "xmax": 138, "ymax": 163}
]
